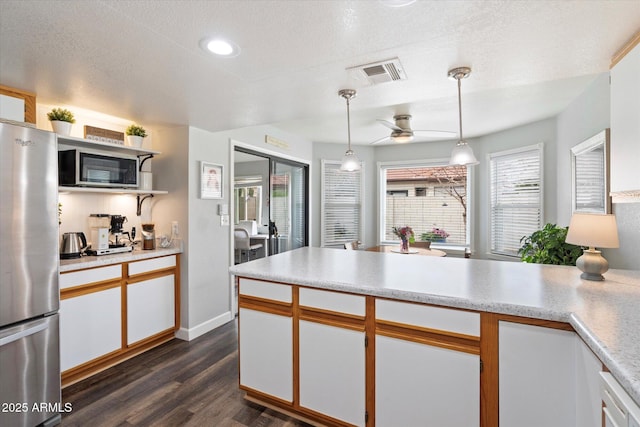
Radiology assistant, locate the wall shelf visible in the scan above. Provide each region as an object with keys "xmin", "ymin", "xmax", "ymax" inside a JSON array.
[
  {"xmin": 58, "ymin": 187, "xmax": 167, "ymax": 195},
  {"xmin": 57, "ymin": 135, "xmax": 161, "ymax": 156}
]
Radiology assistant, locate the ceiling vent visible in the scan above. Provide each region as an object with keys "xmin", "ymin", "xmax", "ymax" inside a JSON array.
[{"xmin": 347, "ymin": 58, "xmax": 407, "ymax": 86}]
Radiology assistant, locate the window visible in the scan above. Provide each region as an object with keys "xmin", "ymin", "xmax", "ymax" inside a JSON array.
[
  {"xmin": 379, "ymin": 161, "xmax": 469, "ymax": 247},
  {"xmin": 490, "ymin": 143, "xmax": 543, "ymax": 256},
  {"xmin": 321, "ymin": 160, "xmax": 364, "ymax": 248}
]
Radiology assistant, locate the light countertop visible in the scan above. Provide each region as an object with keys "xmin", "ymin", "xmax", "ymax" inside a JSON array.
[
  {"xmin": 229, "ymin": 247, "xmax": 640, "ymax": 406},
  {"xmin": 60, "ymin": 246, "xmax": 182, "ymax": 273}
]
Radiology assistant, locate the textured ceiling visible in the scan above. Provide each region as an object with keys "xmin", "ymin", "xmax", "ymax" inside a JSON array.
[{"xmin": 1, "ymin": 0, "xmax": 639, "ymax": 145}]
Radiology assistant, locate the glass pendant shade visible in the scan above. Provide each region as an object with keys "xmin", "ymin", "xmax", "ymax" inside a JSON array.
[
  {"xmin": 340, "ymin": 149, "xmax": 361, "ymax": 171},
  {"xmin": 449, "ymin": 140, "xmax": 479, "ymax": 165}
]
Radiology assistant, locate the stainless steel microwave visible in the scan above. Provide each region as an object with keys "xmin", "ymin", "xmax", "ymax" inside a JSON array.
[{"xmin": 58, "ymin": 149, "xmax": 139, "ymax": 188}]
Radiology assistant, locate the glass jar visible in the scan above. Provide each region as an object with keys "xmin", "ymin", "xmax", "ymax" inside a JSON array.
[{"xmin": 141, "ymin": 223, "xmax": 155, "ymax": 250}]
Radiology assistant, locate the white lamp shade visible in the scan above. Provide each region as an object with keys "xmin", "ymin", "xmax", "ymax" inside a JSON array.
[
  {"xmin": 449, "ymin": 141, "xmax": 479, "ymax": 166},
  {"xmin": 566, "ymin": 213, "xmax": 619, "ymax": 248},
  {"xmin": 340, "ymin": 149, "xmax": 361, "ymax": 171}
]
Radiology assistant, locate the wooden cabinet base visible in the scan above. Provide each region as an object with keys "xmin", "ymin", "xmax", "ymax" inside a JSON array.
[
  {"xmin": 244, "ymin": 391, "xmax": 357, "ymax": 427},
  {"xmin": 62, "ymin": 328, "xmax": 175, "ymax": 388}
]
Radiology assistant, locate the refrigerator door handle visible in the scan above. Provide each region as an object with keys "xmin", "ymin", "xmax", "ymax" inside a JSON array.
[{"xmin": 0, "ymin": 318, "xmax": 48, "ymax": 347}]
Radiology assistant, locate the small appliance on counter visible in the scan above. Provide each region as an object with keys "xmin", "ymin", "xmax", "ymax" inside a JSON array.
[
  {"xmin": 60, "ymin": 232, "xmax": 88, "ymax": 259},
  {"xmin": 141, "ymin": 223, "xmax": 156, "ymax": 250},
  {"xmin": 86, "ymin": 214, "xmax": 134, "ymax": 256}
]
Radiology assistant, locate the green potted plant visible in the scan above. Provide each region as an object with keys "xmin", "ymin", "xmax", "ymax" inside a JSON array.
[
  {"xmin": 47, "ymin": 107, "xmax": 75, "ymax": 136},
  {"xmin": 518, "ymin": 223, "xmax": 583, "ymax": 265},
  {"xmin": 125, "ymin": 124, "xmax": 147, "ymax": 147},
  {"xmin": 421, "ymin": 227, "xmax": 449, "ymax": 243}
]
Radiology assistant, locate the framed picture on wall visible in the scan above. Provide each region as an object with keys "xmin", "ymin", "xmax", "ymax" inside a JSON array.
[
  {"xmin": 571, "ymin": 129, "xmax": 611, "ymax": 214},
  {"xmin": 200, "ymin": 161, "xmax": 223, "ymax": 199}
]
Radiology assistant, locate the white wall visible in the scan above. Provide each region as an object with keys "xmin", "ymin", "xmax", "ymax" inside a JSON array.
[
  {"xmin": 154, "ymin": 123, "xmax": 313, "ymax": 340},
  {"xmin": 555, "ymin": 72, "xmax": 640, "ymax": 269}
]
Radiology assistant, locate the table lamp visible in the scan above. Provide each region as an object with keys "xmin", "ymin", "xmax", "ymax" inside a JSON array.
[{"xmin": 565, "ymin": 213, "xmax": 619, "ymax": 281}]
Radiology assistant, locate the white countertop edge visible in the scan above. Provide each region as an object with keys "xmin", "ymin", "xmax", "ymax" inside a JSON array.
[
  {"xmin": 570, "ymin": 314, "xmax": 640, "ymax": 406},
  {"xmin": 60, "ymin": 247, "xmax": 182, "ymax": 272}
]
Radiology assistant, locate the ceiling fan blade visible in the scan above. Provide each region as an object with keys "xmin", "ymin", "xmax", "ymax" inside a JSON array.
[
  {"xmin": 377, "ymin": 119, "xmax": 403, "ymax": 132},
  {"xmin": 413, "ymin": 130, "xmax": 457, "ymax": 138},
  {"xmin": 369, "ymin": 135, "xmax": 391, "ymax": 145}
]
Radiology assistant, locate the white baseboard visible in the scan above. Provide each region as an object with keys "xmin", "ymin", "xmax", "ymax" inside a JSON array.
[{"xmin": 175, "ymin": 311, "xmax": 234, "ymax": 341}]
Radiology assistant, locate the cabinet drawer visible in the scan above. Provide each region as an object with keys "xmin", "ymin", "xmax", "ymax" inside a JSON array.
[
  {"xmin": 299, "ymin": 287, "xmax": 365, "ymax": 316},
  {"xmin": 128, "ymin": 255, "xmax": 176, "ymax": 276},
  {"xmin": 239, "ymin": 278, "xmax": 292, "ymax": 303},
  {"xmin": 60, "ymin": 265, "xmax": 121, "ymax": 290},
  {"xmin": 376, "ymin": 299, "xmax": 479, "ymax": 337}
]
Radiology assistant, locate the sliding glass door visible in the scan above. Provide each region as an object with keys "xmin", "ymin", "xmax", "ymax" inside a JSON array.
[
  {"xmin": 234, "ymin": 147, "xmax": 308, "ymax": 257},
  {"xmin": 270, "ymin": 159, "xmax": 308, "ymax": 254}
]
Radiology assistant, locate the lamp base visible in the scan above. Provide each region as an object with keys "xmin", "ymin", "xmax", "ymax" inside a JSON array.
[{"xmin": 575, "ymin": 249, "xmax": 608, "ymax": 281}]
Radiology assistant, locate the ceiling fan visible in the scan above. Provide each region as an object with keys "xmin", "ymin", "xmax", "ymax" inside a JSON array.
[{"xmin": 370, "ymin": 114, "xmax": 456, "ymax": 145}]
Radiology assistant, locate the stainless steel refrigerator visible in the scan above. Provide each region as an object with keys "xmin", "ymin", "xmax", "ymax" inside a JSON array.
[{"xmin": 0, "ymin": 120, "xmax": 61, "ymax": 426}]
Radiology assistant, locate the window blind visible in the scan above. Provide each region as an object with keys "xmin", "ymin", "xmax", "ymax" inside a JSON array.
[
  {"xmin": 321, "ymin": 160, "xmax": 364, "ymax": 247},
  {"xmin": 490, "ymin": 144, "xmax": 543, "ymax": 256},
  {"xmin": 574, "ymin": 146, "xmax": 605, "ymax": 212}
]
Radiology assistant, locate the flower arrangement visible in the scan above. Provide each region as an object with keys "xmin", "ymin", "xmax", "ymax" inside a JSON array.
[
  {"xmin": 47, "ymin": 108, "xmax": 75, "ymax": 123},
  {"xmin": 125, "ymin": 124, "xmax": 147, "ymax": 137},
  {"xmin": 421, "ymin": 228, "xmax": 450, "ymax": 242},
  {"xmin": 392, "ymin": 226, "xmax": 415, "ymax": 243}
]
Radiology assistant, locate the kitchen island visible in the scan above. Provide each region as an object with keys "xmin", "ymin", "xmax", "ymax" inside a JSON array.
[{"xmin": 230, "ymin": 247, "xmax": 640, "ymax": 427}]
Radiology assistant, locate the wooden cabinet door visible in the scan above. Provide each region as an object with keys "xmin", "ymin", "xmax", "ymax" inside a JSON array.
[
  {"xmin": 499, "ymin": 321, "xmax": 576, "ymax": 427},
  {"xmin": 299, "ymin": 320, "xmax": 365, "ymax": 427},
  {"xmin": 60, "ymin": 286, "xmax": 121, "ymax": 372},
  {"xmin": 376, "ymin": 334, "xmax": 479, "ymax": 427},
  {"xmin": 127, "ymin": 274, "xmax": 175, "ymax": 345},
  {"xmin": 239, "ymin": 308, "xmax": 293, "ymax": 403}
]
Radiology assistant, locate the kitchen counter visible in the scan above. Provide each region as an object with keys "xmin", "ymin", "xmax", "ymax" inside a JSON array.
[
  {"xmin": 229, "ymin": 247, "xmax": 640, "ymax": 406},
  {"xmin": 60, "ymin": 246, "xmax": 182, "ymax": 273}
]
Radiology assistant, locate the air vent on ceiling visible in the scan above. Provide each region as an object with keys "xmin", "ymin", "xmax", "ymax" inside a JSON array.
[{"xmin": 347, "ymin": 58, "xmax": 407, "ymax": 86}]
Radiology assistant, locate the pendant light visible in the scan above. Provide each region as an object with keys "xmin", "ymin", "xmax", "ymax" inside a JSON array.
[
  {"xmin": 338, "ymin": 89, "xmax": 361, "ymax": 172},
  {"xmin": 448, "ymin": 67, "xmax": 479, "ymax": 166}
]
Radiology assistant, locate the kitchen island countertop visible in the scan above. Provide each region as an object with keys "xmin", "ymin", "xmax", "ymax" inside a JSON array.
[
  {"xmin": 229, "ymin": 247, "xmax": 640, "ymax": 406},
  {"xmin": 60, "ymin": 246, "xmax": 182, "ymax": 273}
]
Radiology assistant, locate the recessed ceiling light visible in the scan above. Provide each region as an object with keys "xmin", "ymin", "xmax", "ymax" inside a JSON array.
[{"xmin": 200, "ymin": 38, "xmax": 240, "ymax": 57}]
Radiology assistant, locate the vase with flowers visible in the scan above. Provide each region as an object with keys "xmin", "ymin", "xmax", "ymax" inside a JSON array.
[{"xmin": 392, "ymin": 226, "xmax": 415, "ymax": 253}]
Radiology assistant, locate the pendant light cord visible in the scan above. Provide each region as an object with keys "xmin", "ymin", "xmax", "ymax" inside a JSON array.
[
  {"xmin": 457, "ymin": 76, "xmax": 463, "ymax": 141},
  {"xmin": 346, "ymin": 96, "xmax": 352, "ymax": 151}
]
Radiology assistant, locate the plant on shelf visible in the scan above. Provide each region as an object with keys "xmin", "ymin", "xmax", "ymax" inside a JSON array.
[
  {"xmin": 518, "ymin": 223, "xmax": 583, "ymax": 265},
  {"xmin": 47, "ymin": 107, "xmax": 76, "ymax": 123},
  {"xmin": 125, "ymin": 124, "xmax": 147, "ymax": 137},
  {"xmin": 125, "ymin": 124, "xmax": 147, "ymax": 147},
  {"xmin": 421, "ymin": 227, "xmax": 450, "ymax": 242},
  {"xmin": 47, "ymin": 108, "xmax": 75, "ymax": 136}
]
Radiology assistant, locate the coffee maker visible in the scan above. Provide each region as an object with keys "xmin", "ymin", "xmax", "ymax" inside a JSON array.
[{"xmin": 110, "ymin": 215, "xmax": 127, "ymax": 246}]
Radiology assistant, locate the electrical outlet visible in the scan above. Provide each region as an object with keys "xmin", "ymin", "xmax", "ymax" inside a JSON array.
[
  {"xmin": 171, "ymin": 221, "xmax": 179, "ymax": 235},
  {"xmin": 220, "ymin": 215, "xmax": 230, "ymax": 226}
]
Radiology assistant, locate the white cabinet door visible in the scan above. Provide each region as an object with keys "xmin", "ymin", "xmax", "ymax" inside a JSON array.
[
  {"xmin": 60, "ymin": 287, "xmax": 121, "ymax": 372},
  {"xmin": 499, "ymin": 321, "xmax": 576, "ymax": 427},
  {"xmin": 299, "ymin": 320, "xmax": 365, "ymax": 427},
  {"xmin": 376, "ymin": 334, "xmax": 479, "ymax": 427},
  {"xmin": 576, "ymin": 338, "xmax": 603, "ymax": 427},
  {"xmin": 239, "ymin": 308, "xmax": 293, "ymax": 403},
  {"xmin": 127, "ymin": 274, "xmax": 175, "ymax": 345},
  {"xmin": 610, "ymin": 41, "xmax": 640, "ymax": 194}
]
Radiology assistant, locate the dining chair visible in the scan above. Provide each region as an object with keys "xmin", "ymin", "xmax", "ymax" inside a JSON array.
[{"xmin": 234, "ymin": 228, "xmax": 263, "ymax": 263}]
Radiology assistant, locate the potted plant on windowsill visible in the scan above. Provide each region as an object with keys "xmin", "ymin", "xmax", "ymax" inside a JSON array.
[
  {"xmin": 421, "ymin": 227, "xmax": 450, "ymax": 244},
  {"xmin": 47, "ymin": 108, "xmax": 75, "ymax": 136},
  {"xmin": 125, "ymin": 124, "xmax": 147, "ymax": 147}
]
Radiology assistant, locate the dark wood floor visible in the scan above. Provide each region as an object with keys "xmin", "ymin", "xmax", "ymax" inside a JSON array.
[{"xmin": 61, "ymin": 320, "xmax": 309, "ymax": 427}]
